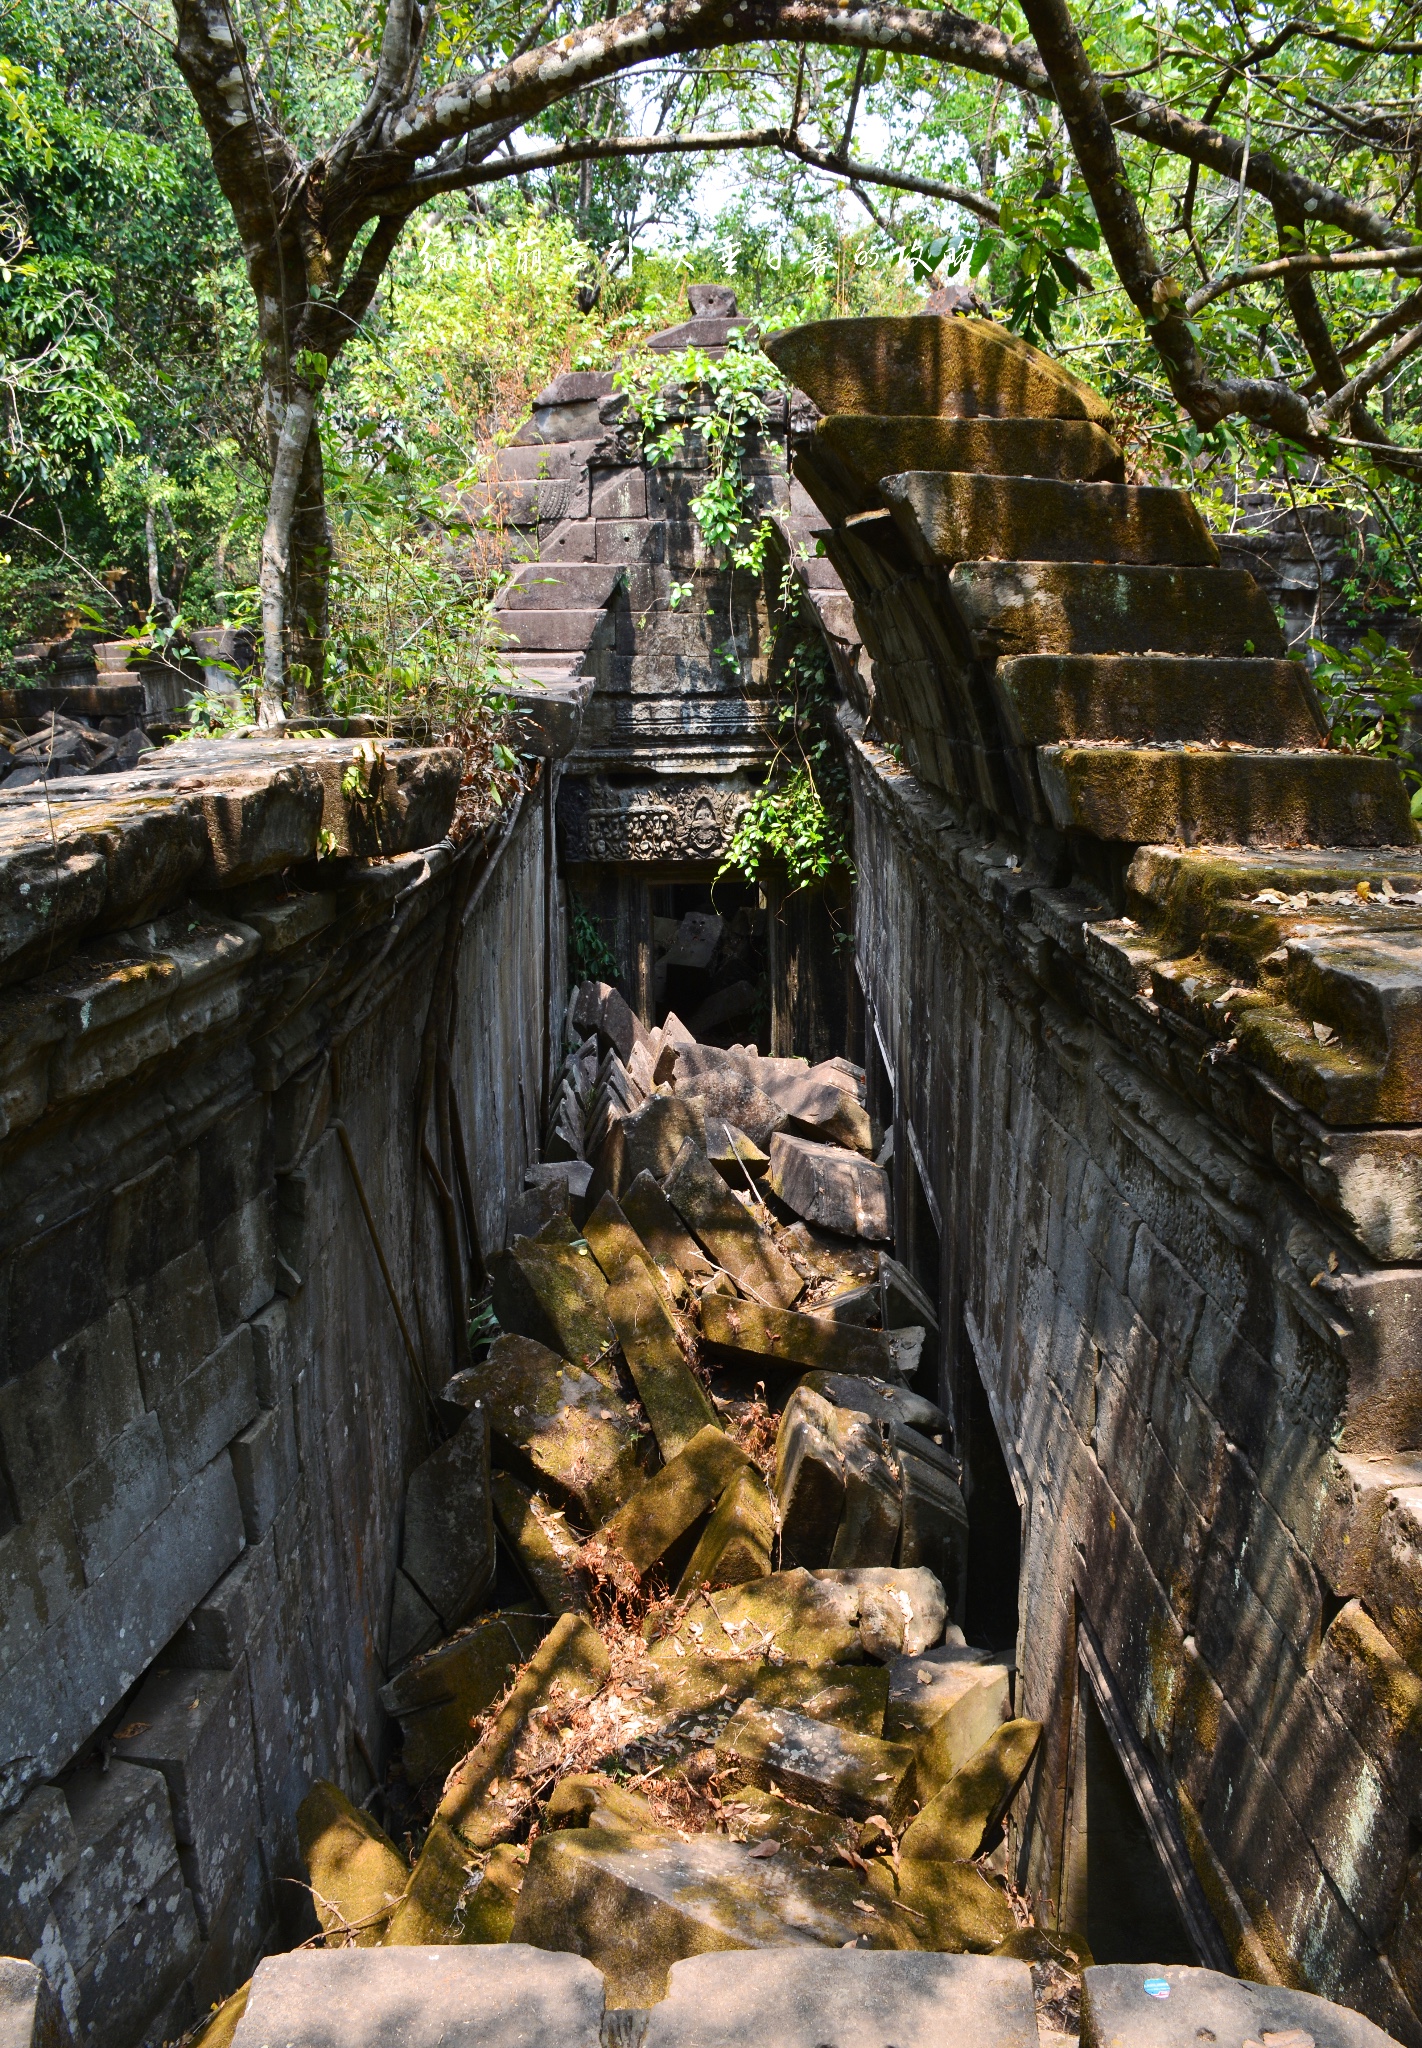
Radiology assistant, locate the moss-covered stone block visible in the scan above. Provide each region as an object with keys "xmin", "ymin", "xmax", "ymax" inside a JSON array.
[
  {"xmin": 437, "ymin": 1613, "xmax": 611, "ymax": 1852},
  {"xmin": 451, "ymin": 1333, "xmax": 646, "ymax": 1525},
  {"xmin": 490, "ymin": 1235, "xmax": 615, "ymax": 1368},
  {"xmin": 949, "ymin": 561, "xmax": 1285, "ymax": 661},
  {"xmin": 994, "ymin": 653, "xmax": 1327, "ymax": 749},
  {"xmin": 489, "ymin": 1473, "xmax": 590, "ymax": 1615},
  {"xmin": 715, "ymin": 1701, "xmax": 916, "ymax": 1822},
  {"xmin": 799, "ymin": 415, "xmax": 1126, "ymax": 525},
  {"xmin": 677, "ymin": 1465, "xmax": 776, "ymax": 1596},
  {"xmin": 650, "ymin": 1568, "xmax": 864, "ymax": 1669},
  {"xmin": 886, "ymin": 473, "xmax": 1217, "ymax": 572},
  {"xmin": 600, "ymin": 1424, "xmax": 748, "ymax": 1573},
  {"xmin": 702, "ymin": 1297, "xmax": 898, "ymax": 1378},
  {"xmin": 605, "ymin": 1262, "xmax": 719, "ymax": 1460},
  {"xmin": 297, "ymin": 1782, "xmax": 409, "ymax": 1947},
  {"xmin": 379, "ymin": 1611, "xmax": 550, "ymax": 1785},
  {"xmin": 899, "ymin": 1720, "xmax": 1042, "ymax": 1861},
  {"xmin": 865, "ymin": 1855, "xmax": 1016, "ymax": 1952},
  {"xmin": 621, "ymin": 1170, "xmax": 713, "ymax": 1298},
  {"xmin": 665, "ymin": 1143, "xmax": 804, "ymax": 1308},
  {"xmin": 763, "ymin": 317, "xmax": 1112, "ymax": 424},
  {"xmin": 909, "ymin": 1665, "xmax": 1013, "ymax": 1801}
]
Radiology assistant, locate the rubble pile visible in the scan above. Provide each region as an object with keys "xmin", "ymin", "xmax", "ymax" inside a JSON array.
[
  {"xmin": 276, "ymin": 982, "xmax": 1049, "ymax": 2032},
  {"xmin": 0, "ymin": 712, "xmax": 154, "ymax": 787}
]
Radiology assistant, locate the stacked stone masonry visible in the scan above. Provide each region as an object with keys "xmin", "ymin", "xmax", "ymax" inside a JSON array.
[
  {"xmin": 767, "ymin": 313, "xmax": 1422, "ymax": 2036},
  {"xmin": 0, "ymin": 728, "xmax": 569, "ymax": 2045}
]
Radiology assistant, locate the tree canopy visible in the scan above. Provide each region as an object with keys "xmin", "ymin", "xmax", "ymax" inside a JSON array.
[{"xmin": 1, "ymin": 0, "xmax": 1419, "ymax": 717}]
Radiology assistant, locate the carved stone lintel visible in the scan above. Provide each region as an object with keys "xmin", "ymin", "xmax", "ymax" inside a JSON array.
[{"xmin": 558, "ymin": 774, "xmax": 753, "ymax": 864}]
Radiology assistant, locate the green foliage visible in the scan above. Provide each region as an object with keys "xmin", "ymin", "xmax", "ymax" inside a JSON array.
[
  {"xmin": 568, "ymin": 895, "xmax": 618, "ymax": 985},
  {"xmin": 1308, "ymin": 632, "xmax": 1422, "ymax": 782},
  {"xmin": 617, "ymin": 328, "xmax": 787, "ymax": 572},
  {"xmin": 719, "ymin": 634, "xmax": 854, "ymax": 894}
]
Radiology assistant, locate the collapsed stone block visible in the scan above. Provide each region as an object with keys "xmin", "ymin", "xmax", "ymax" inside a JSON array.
[
  {"xmin": 489, "ymin": 1473, "xmax": 590, "ymax": 1615},
  {"xmin": 885, "ymin": 1642, "xmax": 992, "ymax": 1738},
  {"xmin": 297, "ymin": 1783, "xmax": 409, "ymax": 1947},
  {"xmin": 815, "ymin": 1568, "xmax": 948, "ymax": 1661},
  {"xmin": 644, "ymin": 1656, "xmax": 888, "ymax": 1734},
  {"xmin": 50, "ymin": 1759, "xmax": 178, "ymax": 1974},
  {"xmin": 703, "ymin": 1299, "xmax": 897, "ymax": 1379},
  {"xmin": 705, "ymin": 1121, "xmax": 770, "ymax": 1183},
  {"xmin": 865, "ymin": 1853, "xmax": 1016, "ymax": 1952},
  {"xmin": 0, "ymin": 1958, "xmax": 74, "ymax": 2048},
  {"xmin": 832, "ymin": 1416, "xmax": 902, "ymax": 1571},
  {"xmin": 899, "ymin": 1720, "xmax": 1042, "ymax": 1861},
  {"xmin": 715, "ymin": 1700, "xmax": 916, "ymax": 1822},
  {"xmin": 604, "ymin": 1262, "xmax": 718, "ymax": 1459},
  {"xmin": 763, "ymin": 1071, "xmax": 873, "ymax": 1156},
  {"xmin": 490, "ymin": 1236, "xmax": 615, "ymax": 1368},
  {"xmin": 379, "ymin": 1612, "xmax": 550, "ymax": 1786},
  {"xmin": 620, "ymin": 1171, "xmax": 713, "ymax": 1297},
  {"xmin": 762, "ymin": 314, "xmax": 1113, "ymax": 423},
  {"xmin": 399, "ymin": 1411, "xmax": 495, "ymax": 1633},
  {"xmin": 907, "ymin": 1663, "xmax": 1014, "ymax": 1799},
  {"xmin": 650, "ymin": 1568, "xmax": 865, "ymax": 1669},
  {"xmin": 621, "ymin": 1094, "xmax": 708, "ymax": 1183},
  {"xmin": 511, "ymin": 1828, "xmax": 923, "ymax": 2006},
  {"xmin": 600, "ymin": 1425, "xmax": 748, "ymax": 1573},
  {"xmin": 677, "ymin": 1068, "xmax": 789, "ymax": 1152},
  {"xmin": 380, "ymin": 1819, "xmax": 495, "ymax": 1946},
  {"xmin": 437, "ymin": 1614, "xmax": 610, "ymax": 1851},
  {"xmin": 766, "ymin": 1134, "xmax": 892, "ymax": 1241},
  {"xmin": 570, "ymin": 980, "xmax": 649, "ymax": 1064},
  {"xmin": 664, "ymin": 1143, "xmax": 804, "ymax": 1308},
  {"xmin": 641, "ymin": 1949, "xmax": 1039, "ymax": 2048},
  {"xmin": 801, "ymin": 1372, "xmax": 948, "ymax": 1442},
  {"xmin": 776, "ymin": 1386, "xmax": 848, "ymax": 1566},
  {"xmin": 677, "ymin": 1465, "xmax": 776, "ymax": 1596},
  {"xmin": 582, "ymin": 1192, "xmax": 672, "ymax": 1299},
  {"xmin": 446, "ymin": 1334, "xmax": 646, "ymax": 1525}
]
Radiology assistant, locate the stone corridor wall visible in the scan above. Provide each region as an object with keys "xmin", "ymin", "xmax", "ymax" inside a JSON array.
[
  {"xmin": 850, "ymin": 732, "xmax": 1422, "ymax": 2038},
  {"xmin": 0, "ymin": 767, "xmax": 560, "ymax": 2047}
]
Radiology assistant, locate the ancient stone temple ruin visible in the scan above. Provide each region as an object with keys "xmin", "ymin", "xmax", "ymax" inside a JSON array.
[{"xmin": 1, "ymin": 305, "xmax": 1421, "ymax": 2048}]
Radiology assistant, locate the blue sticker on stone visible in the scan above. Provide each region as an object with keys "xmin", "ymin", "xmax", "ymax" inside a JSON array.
[{"xmin": 1143, "ymin": 1979, "xmax": 1171, "ymax": 1999}]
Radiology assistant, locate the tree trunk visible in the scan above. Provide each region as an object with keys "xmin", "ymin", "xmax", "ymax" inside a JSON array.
[
  {"xmin": 257, "ymin": 385, "xmax": 317, "ymax": 727},
  {"xmin": 290, "ymin": 421, "xmax": 332, "ymax": 714}
]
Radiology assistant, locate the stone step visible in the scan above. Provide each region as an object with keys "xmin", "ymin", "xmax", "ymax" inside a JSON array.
[
  {"xmin": 995, "ymin": 653, "xmax": 1327, "ymax": 748},
  {"xmin": 763, "ymin": 314, "xmax": 1113, "ymax": 423},
  {"xmin": 498, "ymin": 609, "xmax": 612, "ymax": 653},
  {"xmin": 949, "ymin": 561, "xmax": 1285, "ymax": 659},
  {"xmin": 1080, "ymin": 1963, "xmax": 1398, "ymax": 2048},
  {"xmin": 499, "ymin": 563, "xmax": 624, "ymax": 610},
  {"xmin": 800, "ymin": 414, "xmax": 1126, "ymax": 521},
  {"xmin": 885, "ymin": 472, "xmax": 1218, "ymax": 569},
  {"xmin": 1037, "ymin": 743, "xmax": 1415, "ymax": 846}
]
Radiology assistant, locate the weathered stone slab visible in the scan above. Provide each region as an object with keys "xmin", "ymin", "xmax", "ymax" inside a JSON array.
[
  {"xmin": 665, "ymin": 1144, "xmax": 804, "ymax": 1307},
  {"xmin": 490, "ymin": 1474, "xmax": 591, "ymax": 1615},
  {"xmin": 111, "ymin": 1661, "xmax": 259, "ymax": 1922},
  {"xmin": 379, "ymin": 1613, "xmax": 551, "ymax": 1785},
  {"xmin": 0, "ymin": 1959, "xmax": 73, "ymax": 2048},
  {"xmin": 759, "ymin": 1072, "xmax": 873, "ymax": 1155},
  {"xmin": 948, "ymin": 560, "xmax": 1285, "ymax": 660},
  {"xmin": 51, "ymin": 1759, "xmax": 177, "ymax": 1968},
  {"xmin": 297, "ymin": 1783, "xmax": 409, "ymax": 1947},
  {"xmin": 605, "ymin": 1263, "xmax": 718, "ymax": 1459},
  {"xmin": 677, "ymin": 1465, "xmax": 776, "ymax": 1595},
  {"xmin": 766, "ymin": 1134, "xmax": 892, "ymax": 1240},
  {"xmin": 994, "ymin": 653, "xmax": 1326, "ymax": 748},
  {"xmin": 546, "ymin": 1772, "xmax": 666, "ymax": 1836},
  {"xmin": 886, "ymin": 472, "xmax": 1218, "ymax": 570},
  {"xmin": 447, "ymin": 1334, "xmax": 645, "ymax": 1525},
  {"xmin": 716, "ymin": 1700, "xmax": 916, "ymax": 1821},
  {"xmin": 622, "ymin": 1094, "xmax": 709, "ymax": 1182},
  {"xmin": 803, "ymin": 416, "xmax": 1124, "ymax": 524},
  {"xmin": 776, "ymin": 1387, "xmax": 849, "ymax": 1566},
  {"xmin": 1079, "ymin": 1965, "xmax": 1398, "ymax": 2048},
  {"xmin": 228, "ymin": 1945, "xmax": 608, "ymax": 2048},
  {"xmin": 582, "ymin": 1192, "xmax": 672, "ymax": 1302},
  {"xmin": 600, "ymin": 1425, "xmax": 748, "ymax": 1573},
  {"xmin": 511, "ymin": 1829, "xmax": 923, "ymax": 2005},
  {"xmin": 380, "ymin": 1818, "xmax": 479, "ymax": 1946},
  {"xmin": 400, "ymin": 1412, "xmax": 495, "ymax": 1632},
  {"xmin": 437, "ymin": 1614, "xmax": 610, "ymax": 1851},
  {"xmin": 706, "ymin": 1121, "xmax": 770, "ymax": 1182},
  {"xmin": 642, "ymin": 1948, "xmax": 1039, "ymax": 2048},
  {"xmin": 1038, "ymin": 744, "xmax": 1414, "ymax": 849},
  {"xmin": 899, "ymin": 1720, "xmax": 1042, "ymax": 1860},
  {"xmin": 491, "ymin": 1236, "xmax": 616, "ymax": 1367},
  {"xmin": 802, "ymin": 1373, "xmax": 949, "ymax": 1441},
  {"xmin": 621, "ymin": 1171, "xmax": 714, "ymax": 1296},
  {"xmin": 704, "ymin": 1298, "xmax": 898, "ymax": 1378},
  {"xmin": 865, "ymin": 1853, "xmax": 1016, "ymax": 1952},
  {"xmin": 763, "ymin": 316, "xmax": 1112, "ymax": 423}
]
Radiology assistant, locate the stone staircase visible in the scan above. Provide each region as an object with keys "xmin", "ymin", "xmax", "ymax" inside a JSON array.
[{"xmin": 766, "ymin": 315, "xmax": 1413, "ymax": 855}]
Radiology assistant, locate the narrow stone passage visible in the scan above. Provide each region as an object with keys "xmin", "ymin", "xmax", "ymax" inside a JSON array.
[{"xmin": 281, "ymin": 980, "xmax": 1064, "ymax": 2031}]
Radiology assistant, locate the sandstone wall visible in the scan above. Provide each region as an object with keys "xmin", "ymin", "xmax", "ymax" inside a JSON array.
[
  {"xmin": 0, "ymin": 776, "xmax": 559, "ymax": 2047},
  {"xmin": 849, "ymin": 731, "xmax": 1422, "ymax": 2038}
]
